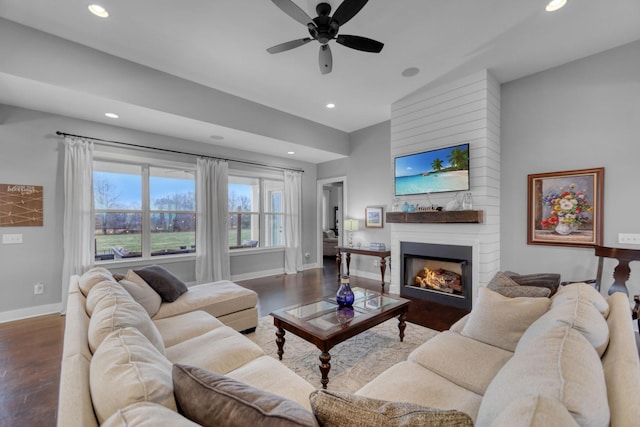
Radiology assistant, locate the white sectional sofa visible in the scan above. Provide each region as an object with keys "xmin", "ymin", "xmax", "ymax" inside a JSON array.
[
  {"xmin": 57, "ymin": 267, "xmax": 317, "ymax": 427},
  {"xmin": 58, "ymin": 266, "xmax": 640, "ymax": 426}
]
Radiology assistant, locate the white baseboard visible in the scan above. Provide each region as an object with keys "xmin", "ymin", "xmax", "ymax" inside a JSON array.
[
  {"xmin": 348, "ymin": 268, "xmax": 389, "ymax": 284},
  {"xmin": 0, "ymin": 302, "xmax": 62, "ymax": 324},
  {"xmin": 231, "ymin": 268, "xmax": 285, "ymax": 282}
]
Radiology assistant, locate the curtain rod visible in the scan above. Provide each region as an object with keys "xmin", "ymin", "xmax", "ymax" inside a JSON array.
[{"xmin": 55, "ymin": 131, "xmax": 304, "ymax": 173}]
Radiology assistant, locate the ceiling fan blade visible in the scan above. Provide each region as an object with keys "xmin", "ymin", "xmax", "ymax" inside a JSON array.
[
  {"xmin": 331, "ymin": 0, "xmax": 369, "ymax": 26},
  {"xmin": 336, "ymin": 34, "xmax": 383, "ymax": 53},
  {"xmin": 271, "ymin": 0, "xmax": 314, "ymax": 26},
  {"xmin": 267, "ymin": 38, "xmax": 312, "ymax": 54},
  {"xmin": 319, "ymin": 44, "xmax": 332, "ymax": 74}
]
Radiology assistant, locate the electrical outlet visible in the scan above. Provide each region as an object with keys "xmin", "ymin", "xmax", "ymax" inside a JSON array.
[
  {"xmin": 2, "ymin": 234, "xmax": 23, "ymax": 244},
  {"xmin": 34, "ymin": 283, "xmax": 44, "ymax": 295},
  {"xmin": 373, "ymin": 259, "xmax": 378, "ymax": 267},
  {"xmin": 618, "ymin": 233, "xmax": 640, "ymax": 245}
]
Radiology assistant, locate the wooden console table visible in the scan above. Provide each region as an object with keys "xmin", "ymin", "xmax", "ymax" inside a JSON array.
[{"xmin": 336, "ymin": 246, "xmax": 391, "ymax": 292}]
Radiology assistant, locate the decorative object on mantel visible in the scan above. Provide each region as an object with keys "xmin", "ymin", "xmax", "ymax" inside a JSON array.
[
  {"xmin": 344, "ymin": 219, "xmax": 359, "ymax": 247},
  {"xmin": 0, "ymin": 184, "xmax": 43, "ymax": 227},
  {"xmin": 365, "ymin": 206, "xmax": 384, "ymax": 228},
  {"xmin": 445, "ymin": 196, "xmax": 461, "ymax": 211},
  {"xmin": 527, "ymin": 167, "xmax": 604, "ymax": 247},
  {"xmin": 386, "ymin": 210, "xmax": 483, "ymax": 224}
]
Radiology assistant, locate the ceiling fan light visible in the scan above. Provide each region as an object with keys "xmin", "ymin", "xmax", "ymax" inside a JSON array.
[
  {"xmin": 88, "ymin": 4, "xmax": 109, "ymax": 18},
  {"xmin": 546, "ymin": 0, "xmax": 567, "ymax": 12}
]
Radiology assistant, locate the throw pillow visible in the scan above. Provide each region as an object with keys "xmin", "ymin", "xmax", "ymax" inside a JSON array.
[
  {"xmin": 461, "ymin": 287, "xmax": 551, "ymax": 351},
  {"xmin": 309, "ymin": 389, "xmax": 473, "ymax": 427},
  {"xmin": 488, "ymin": 271, "xmax": 551, "ymax": 298},
  {"xmin": 119, "ymin": 278, "xmax": 162, "ymax": 317},
  {"xmin": 111, "ymin": 273, "xmax": 126, "ymax": 281},
  {"xmin": 504, "ymin": 271, "xmax": 561, "ymax": 296},
  {"xmin": 90, "ymin": 328, "xmax": 176, "ymax": 424},
  {"xmin": 172, "ymin": 364, "xmax": 318, "ymax": 427},
  {"xmin": 134, "ymin": 265, "xmax": 188, "ymax": 302}
]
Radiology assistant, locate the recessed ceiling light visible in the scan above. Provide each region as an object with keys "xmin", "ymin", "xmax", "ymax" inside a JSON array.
[
  {"xmin": 287, "ymin": 151, "xmax": 295, "ymax": 155},
  {"xmin": 326, "ymin": 103, "xmax": 335, "ymax": 109},
  {"xmin": 210, "ymin": 135, "xmax": 224, "ymax": 140},
  {"xmin": 401, "ymin": 67, "xmax": 420, "ymax": 77},
  {"xmin": 88, "ymin": 4, "xmax": 109, "ymax": 18},
  {"xmin": 104, "ymin": 112, "xmax": 118, "ymax": 119},
  {"xmin": 545, "ymin": 0, "xmax": 567, "ymax": 12}
]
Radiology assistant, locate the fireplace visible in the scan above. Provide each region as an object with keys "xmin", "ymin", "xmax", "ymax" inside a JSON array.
[{"xmin": 400, "ymin": 242, "xmax": 473, "ymax": 310}]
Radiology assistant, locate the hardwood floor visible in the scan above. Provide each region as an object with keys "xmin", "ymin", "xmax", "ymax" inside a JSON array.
[{"xmin": 0, "ymin": 261, "xmax": 467, "ymax": 427}]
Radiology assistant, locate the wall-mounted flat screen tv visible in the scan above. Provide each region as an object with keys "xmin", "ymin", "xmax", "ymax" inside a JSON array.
[{"xmin": 394, "ymin": 143, "xmax": 470, "ymax": 196}]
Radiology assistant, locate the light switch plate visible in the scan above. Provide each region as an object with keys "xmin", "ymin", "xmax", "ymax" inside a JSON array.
[
  {"xmin": 618, "ymin": 233, "xmax": 640, "ymax": 245},
  {"xmin": 2, "ymin": 234, "xmax": 23, "ymax": 244}
]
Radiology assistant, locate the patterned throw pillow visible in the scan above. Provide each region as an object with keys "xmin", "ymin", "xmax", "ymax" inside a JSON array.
[
  {"xmin": 488, "ymin": 271, "xmax": 551, "ymax": 298},
  {"xmin": 309, "ymin": 389, "xmax": 473, "ymax": 427}
]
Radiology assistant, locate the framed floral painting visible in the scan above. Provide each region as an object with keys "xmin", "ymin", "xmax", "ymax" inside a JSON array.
[{"xmin": 527, "ymin": 168, "xmax": 604, "ymax": 247}]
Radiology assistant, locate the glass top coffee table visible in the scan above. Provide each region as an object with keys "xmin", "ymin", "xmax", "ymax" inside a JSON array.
[{"xmin": 270, "ymin": 287, "xmax": 410, "ymax": 389}]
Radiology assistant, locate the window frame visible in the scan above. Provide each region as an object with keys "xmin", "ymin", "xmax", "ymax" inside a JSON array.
[
  {"xmin": 93, "ymin": 152, "xmax": 196, "ymax": 264},
  {"xmin": 228, "ymin": 171, "xmax": 284, "ymax": 251}
]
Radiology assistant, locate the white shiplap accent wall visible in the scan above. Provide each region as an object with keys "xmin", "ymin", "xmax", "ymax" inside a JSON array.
[{"xmin": 389, "ymin": 70, "xmax": 500, "ymax": 304}]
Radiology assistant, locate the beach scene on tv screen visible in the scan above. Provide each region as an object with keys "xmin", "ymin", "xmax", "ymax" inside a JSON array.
[{"xmin": 395, "ymin": 144, "xmax": 469, "ymax": 196}]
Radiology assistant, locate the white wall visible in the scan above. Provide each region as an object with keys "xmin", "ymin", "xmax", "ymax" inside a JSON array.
[
  {"xmin": 501, "ymin": 40, "xmax": 640, "ymax": 298},
  {"xmin": 318, "ymin": 121, "xmax": 392, "ymax": 281},
  {"xmin": 388, "ymin": 70, "xmax": 501, "ymax": 300},
  {"xmin": 0, "ymin": 105, "xmax": 318, "ymax": 321}
]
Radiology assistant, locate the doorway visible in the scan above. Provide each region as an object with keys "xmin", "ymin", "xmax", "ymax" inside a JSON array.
[{"xmin": 317, "ymin": 176, "xmax": 347, "ymax": 268}]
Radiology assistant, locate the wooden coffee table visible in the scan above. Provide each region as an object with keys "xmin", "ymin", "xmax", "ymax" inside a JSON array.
[{"xmin": 270, "ymin": 287, "xmax": 410, "ymax": 389}]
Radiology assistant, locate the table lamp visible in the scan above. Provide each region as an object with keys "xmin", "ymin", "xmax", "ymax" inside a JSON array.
[{"xmin": 344, "ymin": 219, "xmax": 359, "ymax": 247}]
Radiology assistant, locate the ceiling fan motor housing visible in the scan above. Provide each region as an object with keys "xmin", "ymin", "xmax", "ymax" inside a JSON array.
[{"xmin": 311, "ymin": 3, "xmax": 337, "ymax": 44}]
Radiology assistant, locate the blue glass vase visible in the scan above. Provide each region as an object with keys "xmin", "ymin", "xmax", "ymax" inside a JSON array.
[{"xmin": 336, "ymin": 276, "xmax": 355, "ymax": 307}]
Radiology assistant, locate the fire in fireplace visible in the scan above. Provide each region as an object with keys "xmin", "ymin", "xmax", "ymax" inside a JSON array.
[{"xmin": 400, "ymin": 242, "xmax": 472, "ymax": 310}]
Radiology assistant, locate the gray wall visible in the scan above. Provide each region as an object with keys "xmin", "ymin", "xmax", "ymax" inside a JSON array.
[
  {"xmin": 0, "ymin": 105, "xmax": 318, "ymax": 319},
  {"xmin": 318, "ymin": 121, "xmax": 392, "ymax": 279},
  {"xmin": 501, "ymin": 40, "xmax": 640, "ymax": 296}
]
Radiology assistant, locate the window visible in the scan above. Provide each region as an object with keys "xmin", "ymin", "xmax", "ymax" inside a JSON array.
[
  {"xmin": 93, "ymin": 160, "xmax": 196, "ymax": 261},
  {"xmin": 228, "ymin": 175, "xmax": 284, "ymax": 249}
]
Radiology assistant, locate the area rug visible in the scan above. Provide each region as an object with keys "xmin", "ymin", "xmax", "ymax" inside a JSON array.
[{"xmin": 247, "ymin": 316, "xmax": 439, "ymax": 392}]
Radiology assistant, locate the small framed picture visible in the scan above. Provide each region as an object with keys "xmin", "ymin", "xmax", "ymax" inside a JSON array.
[
  {"xmin": 527, "ymin": 167, "xmax": 604, "ymax": 247},
  {"xmin": 365, "ymin": 206, "xmax": 384, "ymax": 228}
]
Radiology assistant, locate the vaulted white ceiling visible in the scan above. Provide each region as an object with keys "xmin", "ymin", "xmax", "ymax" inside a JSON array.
[{"xmin": 1, "ymin": 0, "xmax": 639, "ymax": 163}]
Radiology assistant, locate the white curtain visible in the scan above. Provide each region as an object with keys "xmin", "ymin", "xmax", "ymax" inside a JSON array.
[
  {"xmin": 196, "ymin": 158, "xmax": 230, "ymax": 283},
  {"xmin": 61, "ymin": 136, "xmax": 95, "ymax": 313},
  {"xmin": 284, "ymin": 170, "xmax": 303, "ymax": 274}
]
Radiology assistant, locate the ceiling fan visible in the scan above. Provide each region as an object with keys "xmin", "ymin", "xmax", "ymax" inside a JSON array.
[{"xmin": 267, "ymin": 0, "xmax": 384, "ymax": 74}]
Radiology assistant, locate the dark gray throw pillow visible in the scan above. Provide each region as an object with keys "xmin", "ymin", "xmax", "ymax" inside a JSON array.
[
  {"xmin": 172, "ymin": 364, "xmax": 318, "ymax": 427},
  {"xmin": 133, "ymin": 265, "xmax": 188, "ymax": 302}
]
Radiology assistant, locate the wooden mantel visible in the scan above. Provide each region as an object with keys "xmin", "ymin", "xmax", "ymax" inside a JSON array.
[{"xmin": 386, "ymin": 210, "xmax": 484, "ymax": 224}]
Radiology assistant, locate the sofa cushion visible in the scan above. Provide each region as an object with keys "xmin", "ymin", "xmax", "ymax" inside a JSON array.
[
  {"xmin": 476, "ymin": 326, "xmax": 609, "ymax": 427},
  {"xmin": 134, "ymin": 265, "xmax": 188, "ymax": 302},
  {"xmin": 165, "ymin": 326, "xmax": 264, "ymax": 374},
  {"xmin": 487, "ymin": 271, "xmax": 551, "ymax": 298},
  {"xmin": 153, "ymin": 280, "xmax": 258, "ymax": 320},
  {"xmin": 86, "ymin": 280, "xmax": 132, "ymax": 316},
  {"xmin": 461, "ymin": 287, "xmax": 551, "ymax": 351},
  {"xmin": 90, "ymin": 328, "xmax": 177, "ymax": 424},
  {"xmin": 408, "ymin": 331, "xmax": 513, "ymax": 395},
  {"xmin": 309, "ymin": 389, "xmax": 473, "ymax": 427},
  {"xmin": 172, "ymin": 364, "xmax": 318, "ymax": 427},
  {"xmin": 489, "ymin": 395, "xmax": 579, "ymax": 427},
  {"xmin": 78, "ymin": 267, "xmax": 114, "ymax": 297},
  {"xmin": 153, "ymin": 310, "xmax": 226, "ymax": 348},
  {"xmin": 119, "ymin": 278, "xmax": 162, "ymax": 317},
  {"xmin": 517, "ymin": 294, "xmax": 609, "ymax": 356},
  {"xmin": 225, "ymin": 356, "xmax": 317, "ymax": 411},
  {"xmin": 356, "ymin": 361, "xmax": 483, "ymax": 421},
  {"xmin": 552, "ymin": 282, "xmax": 609, "ymax": 317},
  {"xmin": 88, "ymin": 288, "xmax": 165, "ymax": 355},
  {"xmin": 102, "ymin": 402, "xmax": 200, "ymax": 427}
]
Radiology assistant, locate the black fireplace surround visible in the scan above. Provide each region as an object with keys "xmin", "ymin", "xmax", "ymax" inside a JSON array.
[{"xmin": 400, "ymin": 242, "xmax": 473, "ymax": 310}]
